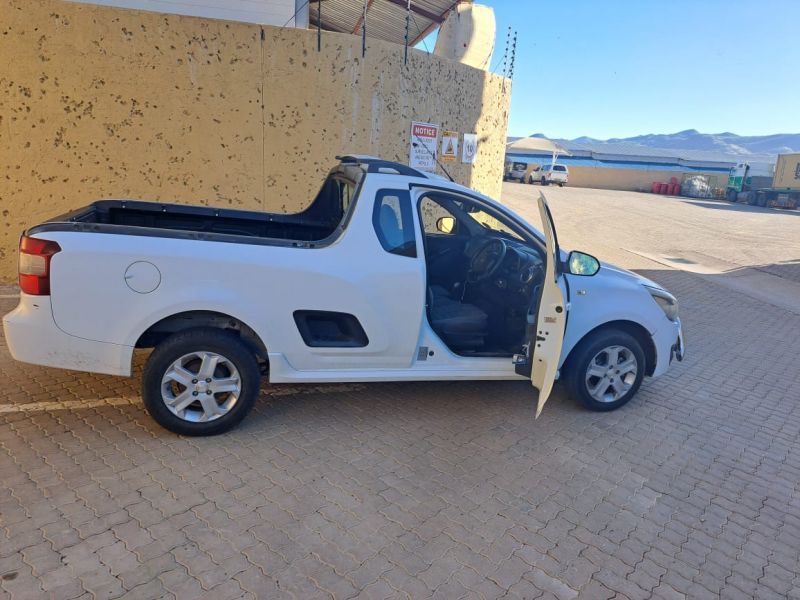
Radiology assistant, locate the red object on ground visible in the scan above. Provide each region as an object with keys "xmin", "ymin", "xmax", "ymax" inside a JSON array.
[
  {"xmin": 669, "ymin": 176, "xmax": 678, "ymax": 185},
  {"xmin": 659, "ymin": 183, "xmax": 668, "ymax": 194},
  {"xmin": 651, "ymin": 182, "xmax": 661, "ymax": 194}
]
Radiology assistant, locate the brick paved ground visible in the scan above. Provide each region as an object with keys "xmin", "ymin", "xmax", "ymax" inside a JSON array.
[{"xmin": 2, "ymin": 185, "xmax": 800, "ymax": 599}]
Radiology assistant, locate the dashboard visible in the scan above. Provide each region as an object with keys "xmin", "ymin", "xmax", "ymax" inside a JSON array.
[
  {"xmin": 463, "ymin": 235, "xmax": 545, "ymax": 298},
  {"xmin": 493, "ymin": 242, "xmax": 545, "ymax": 295}
]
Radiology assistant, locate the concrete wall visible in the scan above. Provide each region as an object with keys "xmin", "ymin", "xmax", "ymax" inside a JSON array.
[
  {"xmin": 773, "ymin": 153, "xmax": 800, "ymax": 190},
  {"xmin": 0, "ymin": 0, "xmax": 510, "ymax": 281},
  {"xmin": 565, "ymin": 166, "xmax": 728, "ymax": 192}
]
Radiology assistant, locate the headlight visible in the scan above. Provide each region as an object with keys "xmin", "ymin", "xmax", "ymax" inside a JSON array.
[{"xmin": 645, "ymin": 285, "xmax": 679, "ymax": 321}]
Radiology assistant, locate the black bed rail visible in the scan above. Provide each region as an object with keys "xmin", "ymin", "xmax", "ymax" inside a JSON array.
[{"xmin": 335, "ymin": 155, "xmax": 428, "ymax": 178}]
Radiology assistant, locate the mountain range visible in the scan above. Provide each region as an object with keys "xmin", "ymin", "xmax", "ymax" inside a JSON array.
[{"xmin": 529, "ymin": 130, "xmax": 800, "ymax": 159}]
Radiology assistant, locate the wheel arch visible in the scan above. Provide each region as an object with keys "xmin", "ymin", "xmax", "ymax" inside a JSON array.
[
  {"xmin": 134, "ymin": 310, "xmax": 269, "ymax": 367},
  {"xmin": 562, "ymin": 319, "xmax": 656, "ymax": 377}
]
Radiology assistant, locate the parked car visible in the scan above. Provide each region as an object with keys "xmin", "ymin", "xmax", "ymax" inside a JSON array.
[
  {"xmin": 4, "ymin": 156, "xmax": 683, "ymax": 436},
  {"xmin": 504, "ymin": 161, "xmax": 529, "ymax": 183},
  {"xmin": 530, "ymin": 164, "xmax": 569, "ymax": 186}
]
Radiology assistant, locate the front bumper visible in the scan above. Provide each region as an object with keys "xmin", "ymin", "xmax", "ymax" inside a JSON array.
[
  {"xmin": 3, "ymin": 295, "xmax": 133, "ymax": 376},
  {"xmin": 671, "ymin": 321, "xmax": 685, "ymax": 363},
  {"xmin": 651, "ymin": 317, "xmax": 684, "ymax": 378}
]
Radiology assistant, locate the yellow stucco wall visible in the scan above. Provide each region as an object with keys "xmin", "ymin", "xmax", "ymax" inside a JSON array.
[
  {"xmin": 0, "ymin": 0, "xmax": 510, "ymax": 281},
  {"xmin": 773, "ymin": 153, "xmax": 800, "ymax": 190}
]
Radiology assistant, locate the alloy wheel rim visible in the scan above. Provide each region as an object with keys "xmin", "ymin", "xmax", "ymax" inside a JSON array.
[
  {"xmin": 584, "ymin": 345, "xmax": 638, "ymax": 403},
  {"xmin": 160, "ymin": 351, "xmax": 241, "ymax": 422}
]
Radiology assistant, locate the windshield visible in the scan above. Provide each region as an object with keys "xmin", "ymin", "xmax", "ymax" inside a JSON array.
[{"xmin": 456, "ymin": 201, "xmax": 524, "ymax": 241}]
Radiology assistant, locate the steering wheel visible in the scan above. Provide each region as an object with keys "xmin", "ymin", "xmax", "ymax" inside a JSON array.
[{"xmin": 468, "ymin": 238, "xmax": 507, "ymax": 282}]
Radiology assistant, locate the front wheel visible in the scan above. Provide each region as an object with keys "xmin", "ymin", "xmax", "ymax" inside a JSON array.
[
  {"xmin": 142, "ymin": 328, "xmax": 261, "ymax": 435},
  {"xmin": 566, "ymin": 329, "xmax": 645, "ymax": 411},
  {"xmin": 541, "ymin": 177, "xmax": 548, "ymax": 186}
]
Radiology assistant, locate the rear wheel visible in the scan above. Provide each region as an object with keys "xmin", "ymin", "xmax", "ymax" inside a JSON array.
[
  {"xmin": 142, "ymin": 328, "xmax": 260, "ymax": 435},
  {"xmin": 541, "ymin": 176, "xmax": 548, "ymax": 186},
  {"xmin": 567, "ymin": 329, "xmax": 645, "ymax": 411}
]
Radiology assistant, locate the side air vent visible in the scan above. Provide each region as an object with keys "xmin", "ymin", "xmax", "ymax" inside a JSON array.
[{"xmin": 293, "ymin": 310, "xmax": 369, "ymax": 348}]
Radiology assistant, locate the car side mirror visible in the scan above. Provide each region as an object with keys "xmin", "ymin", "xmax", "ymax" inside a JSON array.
[
  {"xmin": 436, "ymin": 216, "xmax": 456, "ymax": 234},
  {"xmin": 567, "ymin": 250, "xmax": 600, "ymax": 276}
]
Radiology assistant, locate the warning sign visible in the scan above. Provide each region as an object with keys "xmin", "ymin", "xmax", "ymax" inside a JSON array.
[
  {"xmin": 409, "ymin": 121, "xmax": 440, "ymax": 172},
  {"xmin": 441, "ymin": 130, "xmax": 459, "ymax": 162},
  {"xmin": 462, "ymin": 133, "xmax": 478, "ymax": 164}
]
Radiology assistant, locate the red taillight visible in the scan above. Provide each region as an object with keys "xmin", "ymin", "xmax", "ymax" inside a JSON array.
[{"xmin": 19, "ymin": 236, "xmax": 60, "ymax": 295}]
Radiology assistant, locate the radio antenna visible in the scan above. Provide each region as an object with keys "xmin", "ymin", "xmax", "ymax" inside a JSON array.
[{"xmin": 412, "ymin": 134, "xmax": 455, "ymax": 183}]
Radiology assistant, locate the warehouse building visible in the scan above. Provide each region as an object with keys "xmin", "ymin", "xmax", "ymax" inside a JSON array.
[{"xmin": 506, "ymin": 136, "xmax": 745, "ymax": 192}]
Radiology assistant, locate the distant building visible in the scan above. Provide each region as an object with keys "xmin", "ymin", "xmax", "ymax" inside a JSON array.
[{"xmin": 506, "ymin": 136, "xmax": 756, "ymax": 192}]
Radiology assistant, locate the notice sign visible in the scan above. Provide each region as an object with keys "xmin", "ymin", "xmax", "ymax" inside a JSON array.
[
  {"xmin": 409, "ymin": 121, "xmax": 439, "ymax": 172},
  {"xmin": 441, "ymin": 130, "xmax": 459, "ymax": 162},
  {"xmin": 462, "ymin": 133, "xmax": 478, "ymax": 164}
]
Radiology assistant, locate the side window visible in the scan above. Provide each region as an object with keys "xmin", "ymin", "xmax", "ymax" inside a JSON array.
[
  {"xmin": 373, "ymin": 189, "xmax": 417, "ymax": 258},
  {"xmin": 420, "ymin": 196, "xmax": 457, "ymax": 235}
]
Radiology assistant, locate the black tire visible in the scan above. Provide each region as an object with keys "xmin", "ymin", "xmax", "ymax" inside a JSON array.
[
  {"xmin": 558, "ymin": 182, "xmax": 565, "ymax": 187},
  {"xmin": 541, "ymin": 177, "xmax": 548, "ymax": 186},
  {"xmin": 141, "ymin": 328, "xmax": 261, "ymax": 436},
  {"xmin": 566, "ymin": 328, "xmax": 646, "ymax": 412}
]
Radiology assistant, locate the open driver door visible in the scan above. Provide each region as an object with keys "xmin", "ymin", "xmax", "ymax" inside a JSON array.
[{"xmin": 514, "ymin": 192, "xmax": 567, "ymax": 417}]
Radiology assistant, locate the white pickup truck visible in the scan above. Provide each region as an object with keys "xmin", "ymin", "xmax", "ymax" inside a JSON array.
[{"xmin": 4, "ymin": 156, "xmax": 683, "ymax": 435}]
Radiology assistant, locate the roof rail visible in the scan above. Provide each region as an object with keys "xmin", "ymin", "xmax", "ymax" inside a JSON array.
[{"xmin": 336, "ymin": 155, "xmax": 428, "ymax": 178}]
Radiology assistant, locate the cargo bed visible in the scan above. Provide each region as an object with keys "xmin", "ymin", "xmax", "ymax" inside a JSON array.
[{"xmin": 28, "ymin": 169, "xmax": 359, "ymax": 247}]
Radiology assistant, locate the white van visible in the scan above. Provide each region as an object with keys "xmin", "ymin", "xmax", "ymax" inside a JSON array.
[
  {"xmin": 530, "ymin": 164, "xmax": 569, "ymax": 187},
  {"xmin": 504, "ymin": 162, "xmax": 529, "ymax": 183}
]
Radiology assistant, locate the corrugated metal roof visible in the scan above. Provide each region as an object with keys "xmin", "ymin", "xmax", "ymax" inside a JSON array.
[
  {"xmin": 557, "ymin": 139, "xmax": 739, "ymax": 164},
  {"xmin": 308, "ymin": 0, "xmax": 460, "ymax": 46}
]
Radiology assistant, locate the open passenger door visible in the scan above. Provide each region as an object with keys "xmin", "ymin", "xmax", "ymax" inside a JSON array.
[{"xmin": 514, "ymin": 193, "xmax": 567, "ymax": 417}]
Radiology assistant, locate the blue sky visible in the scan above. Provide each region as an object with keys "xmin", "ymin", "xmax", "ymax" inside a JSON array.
[{"xmin": 420, "ymin": 0, "xmax": 800, "ymax": 140}]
